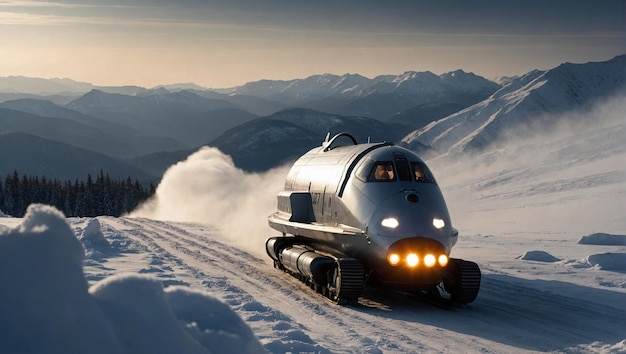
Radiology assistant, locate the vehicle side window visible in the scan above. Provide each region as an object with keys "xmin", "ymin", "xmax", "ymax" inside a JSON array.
[
  {"xmin": 369, "ymin": 162, "xmax": 395, "ymax": 181},
  {"xmin": 411, "ymin": 162, "xmax": 435, "ymax": 183},
  {"xmin": 355, "ymin": 160, "xmax": 374, "ymax": 182}
]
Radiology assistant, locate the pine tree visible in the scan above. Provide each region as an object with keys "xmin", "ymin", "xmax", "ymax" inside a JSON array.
[
  {"xmin": 0, "ymin": 171, "xmax": 155, "ymax": 217},
  {"xmin": 3, "ymin": 171, "xmax": 19, "ymax": 216}
]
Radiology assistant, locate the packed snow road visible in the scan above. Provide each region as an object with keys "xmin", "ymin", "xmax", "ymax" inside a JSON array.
[{"xmin": 77, "ymin": 216, "xmax": 625, "ymax": 353}]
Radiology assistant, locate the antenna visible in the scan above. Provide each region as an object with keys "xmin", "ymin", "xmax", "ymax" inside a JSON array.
[{"xmin": 322, "ymin": 132, "xmax": 331, "ymax": 147}]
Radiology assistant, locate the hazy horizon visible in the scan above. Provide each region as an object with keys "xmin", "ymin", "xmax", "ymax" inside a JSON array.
[{"xmin": 1, "ymin": 0, "xmax": 625, "ymax": 88}]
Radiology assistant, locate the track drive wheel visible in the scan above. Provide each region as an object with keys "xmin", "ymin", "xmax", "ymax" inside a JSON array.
[
  {"xmin": 443, "ymin": 258, "xmax": 481, "ymax": 304},
  {"xmin": 328, "ymin": 258, "xmax": 364, "ymax": 305}
]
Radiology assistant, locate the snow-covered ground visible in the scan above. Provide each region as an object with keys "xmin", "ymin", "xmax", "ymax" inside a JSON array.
[{"xmin": 0, "ymin": 99, "xmax": 625, "ymax": 353}]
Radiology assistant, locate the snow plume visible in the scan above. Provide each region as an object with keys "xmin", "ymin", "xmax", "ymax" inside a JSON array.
[
  {"xmin": 490, "ymin": 91, "xmax": 626, "ymax": 151},
  {"xmin": 130, "ymin": 146, "xmax": 290, "ymax": 258},
  {"xmin": 430, "ymin": 94, "xmax": 626, "ymax": 238}
]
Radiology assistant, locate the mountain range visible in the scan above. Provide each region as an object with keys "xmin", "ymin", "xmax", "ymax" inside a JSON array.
[
  {"xmin": 401, "ymin": 55, "xmax": 626, "ymax": 155},
  {"xmin": 0, "ymin": 55, "xmax": 623, "ymax": 182}
]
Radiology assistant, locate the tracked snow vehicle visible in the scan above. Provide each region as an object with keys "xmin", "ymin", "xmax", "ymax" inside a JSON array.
[{"xmin": 266, "ymin": 133, "xmax": 480, "ymax": 305}]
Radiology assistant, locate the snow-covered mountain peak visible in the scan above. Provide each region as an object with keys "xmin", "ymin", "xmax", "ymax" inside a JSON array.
[
  {"xmin": 441, "ymin": 69, "xmax": 469, "ymax": 78},
  {"xmin": 401, "ymin": 55, "xmax": 626, "ymax": 155},
  {"xmin": 392, "ymin": 71, "xmax": 439, "ymax": 84},
  {"xmin": 441, "ymin": 70, "xmax": 501, "ymax": 93}
]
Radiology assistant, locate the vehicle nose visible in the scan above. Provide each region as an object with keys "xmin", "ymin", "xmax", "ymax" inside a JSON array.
[{"xmin": 368, "ymin": 188, "xmax": 451, "ymax": 241}]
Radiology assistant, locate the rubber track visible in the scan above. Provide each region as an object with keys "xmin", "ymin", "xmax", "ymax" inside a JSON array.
[
  {"xmin": 333, "ymin": 258, "xmax": 365, "ymax": 303},
  {"xmin": 451, "ymin": 259, "xmax": 481, "ymax": 304},
  {"xmin": 277, "ymin": 256, "xmax": 365, "ymax": 305}
]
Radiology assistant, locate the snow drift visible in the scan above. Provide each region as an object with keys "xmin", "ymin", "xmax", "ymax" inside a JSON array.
[{"xmin": 0, "ymin": 204, "xmax": 264, "ymax": 354}]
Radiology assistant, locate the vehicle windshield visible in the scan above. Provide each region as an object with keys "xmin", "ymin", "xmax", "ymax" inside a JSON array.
[{"xmin": 356, "ymin": 159, "xmax": 436, "ymax": 183}]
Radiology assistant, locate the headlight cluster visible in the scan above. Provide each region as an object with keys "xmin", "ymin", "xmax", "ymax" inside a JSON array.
[{"xmin": 387, "ymin": 252, "xmax": 448, "ymax": 268}]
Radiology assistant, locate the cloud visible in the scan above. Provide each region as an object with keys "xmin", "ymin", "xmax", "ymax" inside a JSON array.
[{"xmin": 0, "ymin": 1, "xmax": 92, "ymax": 8}]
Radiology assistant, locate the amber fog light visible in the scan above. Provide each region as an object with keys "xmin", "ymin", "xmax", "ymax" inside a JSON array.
[{"xmin": 388, "ymin": 253, "xmax": 401, "ymax": 266}]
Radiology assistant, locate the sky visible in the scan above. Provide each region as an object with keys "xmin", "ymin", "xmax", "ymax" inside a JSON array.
[{"xmin": 1, "ymin": 0, "xmax": 625, "ymax": 88}]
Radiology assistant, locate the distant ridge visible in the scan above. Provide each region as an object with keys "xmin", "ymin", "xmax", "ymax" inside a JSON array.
[
  {"xmin": 225, "ymin": 70, "xmax": 500, "ymax": 120},
  {"xmin": 1, "ymin": 70, "xmax": 500, "ymax": 121},
  {"xmin": 208, "ymin": 108, "xmax": 423, "ymax": 172},
  {"xmin": 0, "ymin": 132, "xmax": 158, "ymax": 183},
  {"xmin": 0, "ymin": 76, "xmax": 94, "ymax": 94},
  {"xmin": 66, "ymin": 89, "xmax": 257, "ymax": 148}
]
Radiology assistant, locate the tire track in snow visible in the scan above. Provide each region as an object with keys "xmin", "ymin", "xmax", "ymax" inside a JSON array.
[{"xmin": 98, "ymin": 217, "xmax": 329, "ymax": 352}]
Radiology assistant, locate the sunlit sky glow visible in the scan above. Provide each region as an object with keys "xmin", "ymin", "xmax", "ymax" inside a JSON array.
[{"xmin": 1, "ymin": 0, "xmax": 624, "ymax": 88}]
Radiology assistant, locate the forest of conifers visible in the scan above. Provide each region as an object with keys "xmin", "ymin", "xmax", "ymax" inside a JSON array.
[{"xmin": 0, "ymin": 170, "xmax": 155, "ymax": 217}]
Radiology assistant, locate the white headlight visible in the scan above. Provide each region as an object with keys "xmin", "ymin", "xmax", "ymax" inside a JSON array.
[
  {"xmin": 381, "ymin": 217, "xmax": 399, "ymax": 228},
  {"xmin": 432, "ymin": 218, "xmax": 445, "ymax": 229}
]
